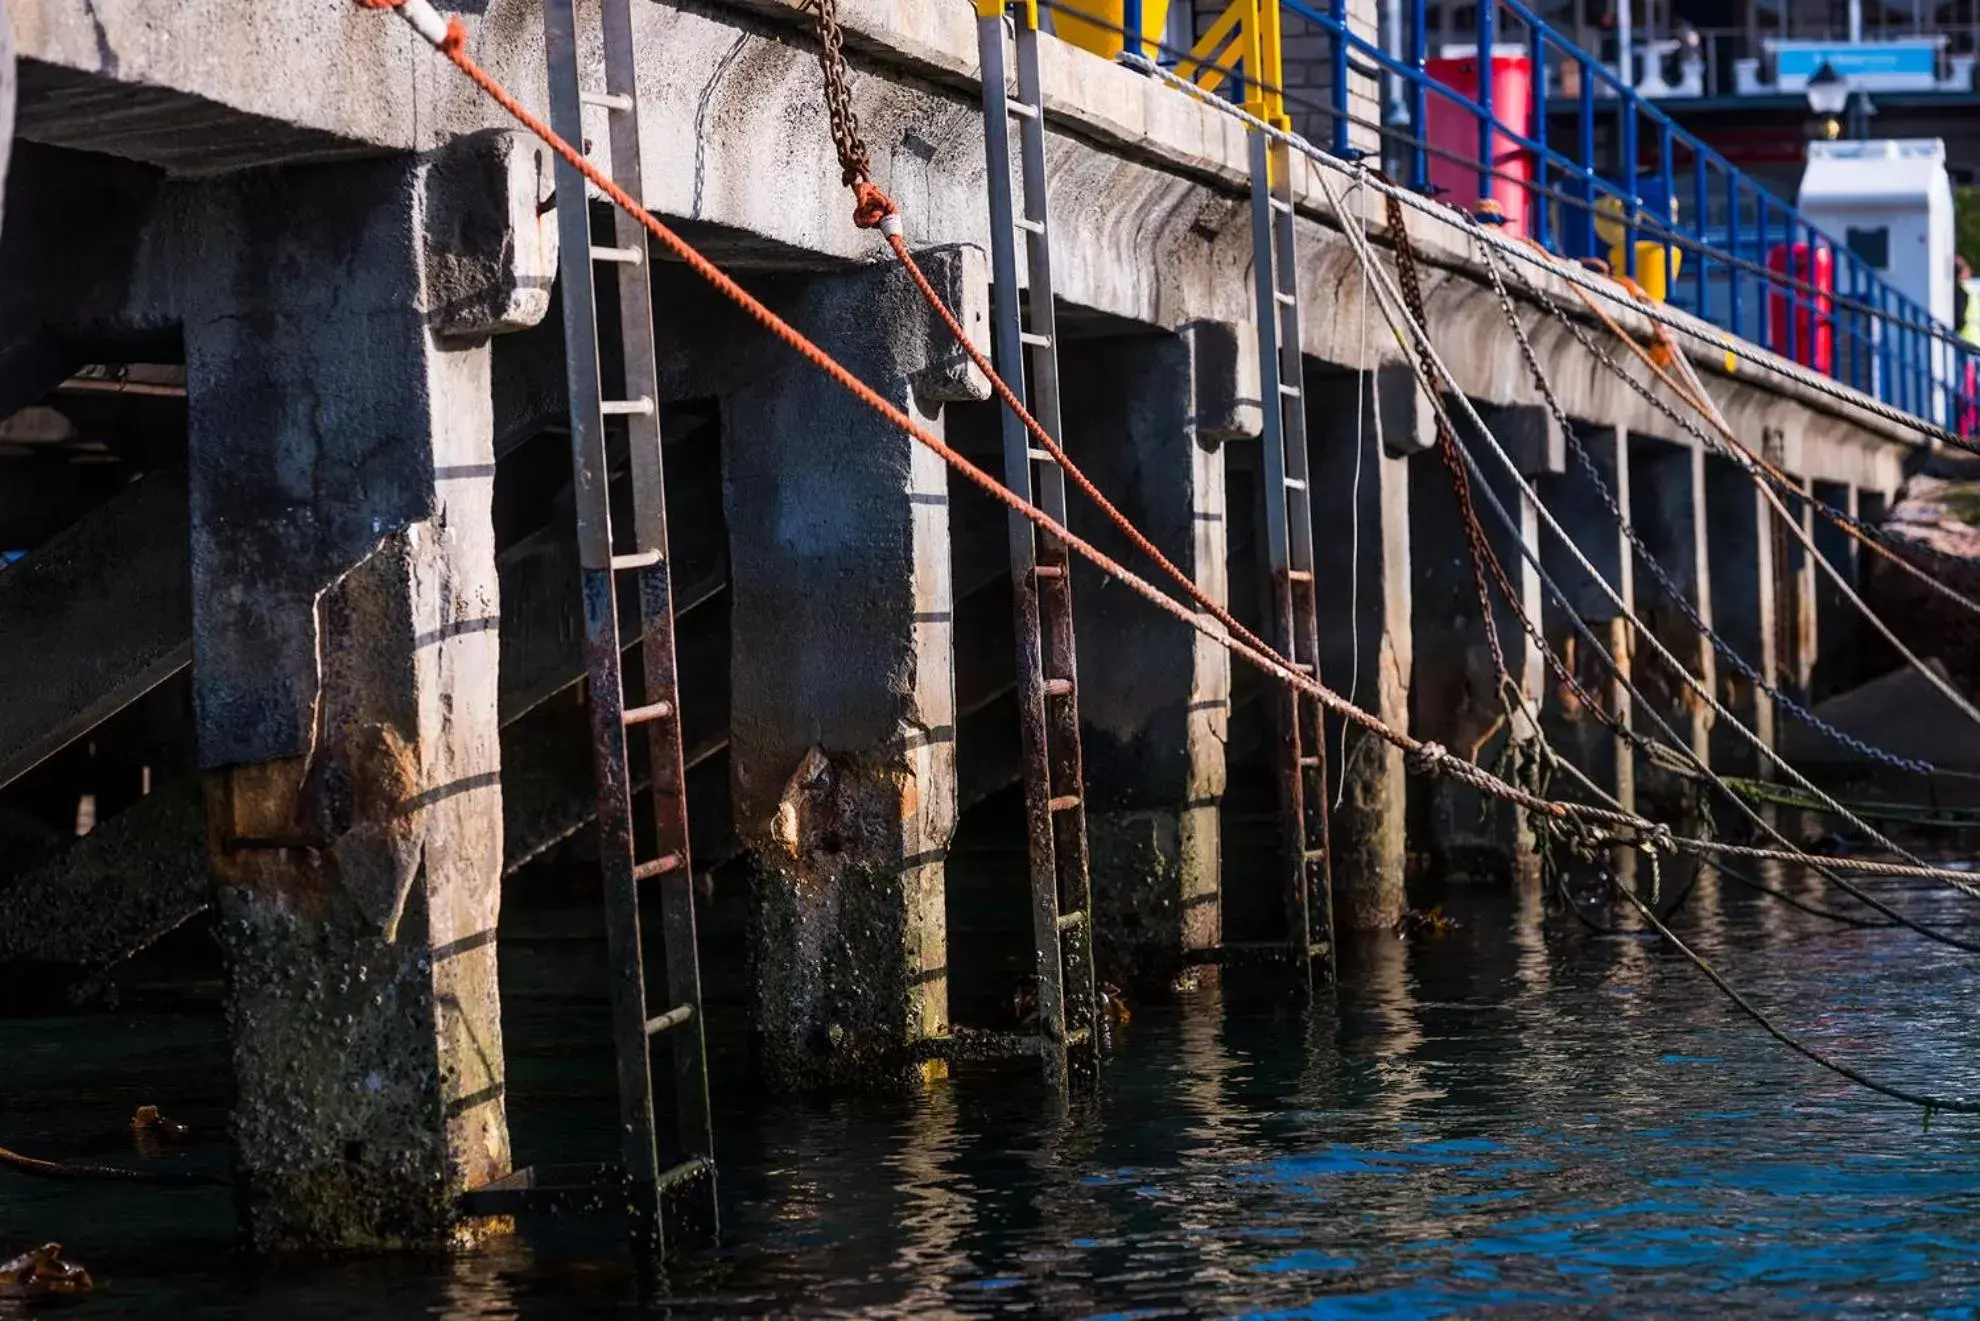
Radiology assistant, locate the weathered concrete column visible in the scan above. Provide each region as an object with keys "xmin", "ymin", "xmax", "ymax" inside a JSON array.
[
  {"xmin": 1785, "ymin": 473, "xmax": 1821, "ymax": 700},
  {"xmin": 1627, "ymin": 435, "xmax": 1716, "ymax": 774},
  {"xmin": 1811, "ymin": 480, "xmax": 1859, "ymax": 701},
  {"xmin": 1061, "ymin": 323, "xmax": 1249, "ymax": 988},
  {"xmin": 1410, "ymin": 400, "xmax": 1551, "ymax": 880},
  {"xmin": 182, "ymin": 136, "xmax": 554, "ymax": 1251},
  {"xmin": 1705, "ymin": 445, "xmax": 1778, "ymax": 776},
  {"xmin": 720, "ymin": 250, "xmax": 988, "ymax": 1089},
  {"xmin": 1309, "ymin": 364, "xmax": 1430, "ymax": 929},
  {"xmin": 1536, "ymin": 424, "xmax": 1634, "ymax": 818}
]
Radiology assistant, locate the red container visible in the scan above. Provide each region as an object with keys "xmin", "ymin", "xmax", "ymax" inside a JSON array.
[
  {"xmin": 1425, "ymin": 52, "xmax": 1534, "ymax": 237},
  {"xmin": 1766, "ymin": 241, "xmax": 1834, "ymax": 375}
]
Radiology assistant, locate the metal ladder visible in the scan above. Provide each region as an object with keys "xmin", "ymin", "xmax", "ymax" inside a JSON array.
[
  {"xmin": 460, "ymin": 0, "xmax": 717, "ymax": 1257},
  {"xmin": 975, "ymin": 0, "xmax": 1098, "ymax": 1089},
  {"xmin": 1247, "ymin": 129, "xmax": 1335, "ymax": 981}
]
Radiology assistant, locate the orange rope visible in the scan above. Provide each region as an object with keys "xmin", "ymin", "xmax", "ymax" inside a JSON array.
[
  {"xmin": 875, "ymin": 228, "xmax": 1283, "ymax": 665},
  {"xmin": 394, "ymin": 11, "xmax": 1581, "ymax": 826}
]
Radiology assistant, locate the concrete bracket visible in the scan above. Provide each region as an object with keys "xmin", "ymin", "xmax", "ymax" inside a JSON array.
[
  {"xmin": 903, "ymin": 243, "xmax": 992, "ymax": 406},
  {"xmin": 1470, "ymin": 400, "xmax": 1564, "ymax": 476},
  {"xmin": 422, "ymin": 129, "xmax": 559, "ymax": 339},
  {"xmin": 1180, "ymin": 317, "xmax": 1260, "ymax": 447},
  {"xmin": 1375, "ymin": 361, "xmax": 1438, "ymax": 458}
]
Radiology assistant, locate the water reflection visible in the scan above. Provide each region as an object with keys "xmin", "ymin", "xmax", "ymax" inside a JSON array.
[{"xmin": 12, "ymin": 874, "xmax": 1980, "ymax": 1317}]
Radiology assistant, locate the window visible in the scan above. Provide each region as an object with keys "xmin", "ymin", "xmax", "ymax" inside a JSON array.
[{"xmin": 1846, "ymin": 225, "xmax": 1890, "ymax": 269}]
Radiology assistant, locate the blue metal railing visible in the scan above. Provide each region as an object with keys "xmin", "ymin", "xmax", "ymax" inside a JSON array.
[{"xmin": 1262, "ymin": 0, "xmax": 1978, "ymax": 436}]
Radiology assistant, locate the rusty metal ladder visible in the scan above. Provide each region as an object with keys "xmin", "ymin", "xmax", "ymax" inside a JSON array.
[
  {"xmin": 1248, "ymin": 129, "xmax": 1335, "ymax": 983},
  {"xmin": 975, "ymin": 0, "xmax": 1099, "ymax": 1089},
  {"xmin": 459, "ymin": 0, "xmax": 717, "ymax": 1258}
]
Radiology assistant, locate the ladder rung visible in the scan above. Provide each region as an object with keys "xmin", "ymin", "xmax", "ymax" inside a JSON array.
[
  {"xmin": 591, "ymin": 245, "xmax": 643, "ymax": 265},
  {"xmin": 581, "ymin": 90, "xmax": 634, "ymax": 111},
  {"xmin": 601, "ymin": 397, "xmax": 655, "ymax": 417},
  {"xmin": 644, "ymin": 1003, "xmax": 695, "ymax": 1036},
  {"xmin": 1015, "ymin": 217, "xmax": 1046, "ymax": 235},
  {"xmin": 1294, "ymin": 662, "xmax": 1317, "ymax": 674},
  {"xmin": 611, "ymin": 549, "xmax": 662, "ymax": 571},
  {"xmin": 1065, "ymin": 1026, "xmax": 1093, "ymax": 1047},
  {"xmin": 656, "ymin": 1156, "xmax": 714, "ymax": 1192},
  {"xmin": 1057, "ymin": 909, "xmax": 1087, "ymax": 933},
  {"xmin": 1287, "ymin": 569, "xmax": 1313, "ymax": 582},
  {"xmin": 1034, "ymin": 564, "xmax": 1065, "ymax": 580},
  {"xmin": 622, "ymin": 699, "xmax": 674, "ymax": 727},
  {"xmin": 1043, "ymin": 677, "xmax": 1075, "ymax": 697},
  {"xmin": 1283, "ymin": 476, "xmax": 1308, "ymax": 491},
  {"xmin": 1027, "ymin": 446, "xmax": 1057, "ymax": 464},
  {"xmin": 1278, "ymin": 381, "xmax": 1302, "ymax": 398},
  {"xmin": 1299, "ymin": 755, "xmax": 1322, "ymax": 767},
  {"xmin": 1274, "ymin": 289, "xmax": 1298, "ymax": 305},
  {"xmin": 1047, "ymin": 793, "xmax": 1082, "ymax": 813},
  {"xmin": 1302, "ymin": 848, "xmax": 1328, "ymax": 861},
  {"xmin": 1007, "ymin": 99, "xmax": 1040, "ymax": 120},
  {"xmin": 632, "ymin": 853, "xmax": 684, "ymax": 881},
  {"xmin": 1270, "ymin": 197, "xmax": 1294, "ymax": 214},
  {"xmin": 1020, "ymin": 331, "xmax": 1052, "ymax": 347}
]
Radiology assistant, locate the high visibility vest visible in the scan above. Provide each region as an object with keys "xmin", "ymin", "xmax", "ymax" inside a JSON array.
[{"xmin": 1963, "ymin": 278, "xmax": 1980, "ymax": 347}]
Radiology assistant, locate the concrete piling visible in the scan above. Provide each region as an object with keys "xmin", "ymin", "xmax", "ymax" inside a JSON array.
[
  {"xmin": 1705, "ymin": 447, "xmax": 1779, "ymax": 776},
  {"xmin": 1537, "ymin": 424, "xmax": 1635, "ymax": 821},
  {"xmin": 1628, "ymin": 435, "xmax": 1717, "ymax": 776},
  {"xmin": 182, "ymin": 141, "xmax": 549, "ymax": 1250},
  {"xmin": 1810, "ymin": 480, "xmax": 1860, "ymax": 701},
  {"xmin": 1411, "ymin": 401, "xmax": 1552, "ymax": 881},
  {"xmin": 1062, "ymin": 327, "xmax": 1240, "ymax": 988},
  {"xmin": 719, "ymin": 250, "xmax": 988, "ymax": 1089},
  {"xmin": 1308, "ymin": 364, "xmax": 1424, "ymax": 930}
]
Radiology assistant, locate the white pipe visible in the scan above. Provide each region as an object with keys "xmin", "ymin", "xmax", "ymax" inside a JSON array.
[
  {"xmin": 399, "ymin": 0, "xmax": 452, "ymax": 49},
  {"xmin": 1618, "ymin": 0, "xmax": 1634, "ymax": 87},
  {"xmin": 1848, "ymin": 0, "xmax": 1863, "ymax": 42}
]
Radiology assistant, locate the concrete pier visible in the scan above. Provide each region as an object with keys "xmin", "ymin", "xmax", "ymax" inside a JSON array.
[
  {"xmin": 183, "ymin": 143, "xmax": 546, "ymax": 1250},
  {"xmin": 1628, "ymin": 436, "xmax": 1716, "ymax": 780},
  {"xmin": 1062, "ymin": 326, "xmax": 1244, "ymax": 988},
  {"xmin": 1410, "ymin": 401, "xmax": 1551, "ymax": 880},
  {"xmin": 1308, "ymin": 364, "xmax": 1428, "ymax": 929},
  {"xmin": 1705, "ymin": 449, "xmax": 1779, "ymax": 776},
  {"xmin": 0, "ymin": 0, "xmax": 1941, "ymax": 1255},
  {"xmin": 1810, "ymin": 480, "xmax": 1860, "ymax": 701},
  {"xmin": 719, "ymin": 251, "xmax": 986, "ymax": 1088},
  {"xmin": 1537, "ymin": 424, "xmax": 1634, "ymax": 818}
]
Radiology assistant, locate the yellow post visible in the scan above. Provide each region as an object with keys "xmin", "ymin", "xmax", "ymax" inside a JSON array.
[
  {"xmin": 1177, "ymin": 0, "xmax": 1245, "ymax": 94},
  {"xmin": 1254, "ymin": 0, "xmax": 1287, "ymax": 128},
  {"xmin": 1053, "ymin": 0, "xmax": 1171, "ymax": 58}
]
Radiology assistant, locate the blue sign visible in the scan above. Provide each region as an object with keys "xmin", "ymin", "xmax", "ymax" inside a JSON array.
[{"xmin": 1772, "ymin": 39, "xmax": 1940, "ymax": 90}]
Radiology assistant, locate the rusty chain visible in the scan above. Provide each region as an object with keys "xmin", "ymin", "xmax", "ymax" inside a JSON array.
[
  {"xmin": 1382, "ymin": 189, "xmax": 1628, "ymax": 746},
  {"xmin": 811, "ymin": 0, "xmax": 871, "ymax": 186}
]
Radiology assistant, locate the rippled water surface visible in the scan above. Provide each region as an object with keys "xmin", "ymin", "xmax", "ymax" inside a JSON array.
[{"xmin": 11, "ymin": 872, "xmax": 1980, "ymax": 1317}]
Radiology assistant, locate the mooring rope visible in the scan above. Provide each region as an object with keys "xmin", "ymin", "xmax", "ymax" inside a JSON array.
[
  {"xmin": 1549, "ymin": 270, "xmax": 1980, "ymax": 751},
  {"xmin": 367, "ymin": 0, "xmax": 1975, "ymax": 885},
  {"xmin": 1119, "ymin": 51, "xmax": 1980, "ymax": 458},
  {"xmin": 355, "ymin": 1, "xmax": 1980, "ymax": 1117},
  {"xmin": 1534, "ymin": 253, "xmax": 1980, "ymax": 624},
  {"xmin": 1322, "ymin": 160, "xmax": 1980, "ymax": 898},
  {"xmin": 1613, "ymin": 871, "xmax": 1980, "ymax": 1116},
  {"xmin": 1490, "ymin": 246, "xmax": 1980, "ymax": 781}
]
